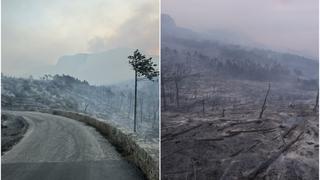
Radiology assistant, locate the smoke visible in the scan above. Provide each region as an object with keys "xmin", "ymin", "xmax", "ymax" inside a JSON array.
[
  {"xmin": 162, "ymin": 0, "xmax": 318, "ymax": 58},
  {"xmin": 2, "ymin": 0, "xmax": 159, "ymax": 77},
  {"xmin": 87, "ymin": 2, "xmax": 159, "ymax": 55}
]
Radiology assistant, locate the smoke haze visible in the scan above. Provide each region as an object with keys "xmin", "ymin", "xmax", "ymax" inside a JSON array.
[{"xmin": 162, "ymin": 0, "xmax": 318, "ymax": 59}]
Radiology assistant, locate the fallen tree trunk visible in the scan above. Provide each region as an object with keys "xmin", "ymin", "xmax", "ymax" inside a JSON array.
[
  {"xmin": 282, "ymin": 124, "xmax": 298, "ymax": 138},
  {"xmin": 195, "ymin": 137, "xmax": 224, "ymax": 142},
  {"xmin": 229, "ymin": 119, "xmax": 263, "ymax": 126},
  {"xmin": 161, "ymin": 124, "xmax": 202, "ymax": 142},
  {"xmin": 246, "ymin": 141, "xmax": 262, "ymax": 153},
  {"xmin": 246, "ymin": 131, "xmax": 304, "ymax": 180},
  {"xmin": 227, "ymin": 127, "xmax": 277, "ymax": 135}
]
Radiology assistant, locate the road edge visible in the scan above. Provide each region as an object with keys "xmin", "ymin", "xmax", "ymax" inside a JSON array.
[{"xmin": 48, "ymin": 110, "xmax": 159, "ymax": 180}]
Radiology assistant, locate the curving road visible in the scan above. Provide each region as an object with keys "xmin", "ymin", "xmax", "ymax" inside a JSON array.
[{"xmin": 2, "ymin": 111, "xmax": 145, "ymax": 180}]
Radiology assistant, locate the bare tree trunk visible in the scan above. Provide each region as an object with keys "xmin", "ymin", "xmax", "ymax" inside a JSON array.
[
  {"xmin": 119, "ymin": 95, "xmax": 123, "ymax": 111},
  {"xmin": 259, "ymin": 83, "xmax": 271, "ymax": 119},
  {"xmin": 128, "ymin": 93, "xmax": 132, "ymax": 118},
  {"xmin": 153, "ymin": 111, "xmax": 156, "ymax": 128},
  {"xmin": 152, "ymin": 101, "xmax": 158, "ymax": 129},
  {"xmin": 84, "ymin": 103, "xmax": 89, "ymax": 113},
  {"xmin": 175, "ymin": 80, "xmax": 180, "ymax": 108},
  {"xmin": 162, "ymin": 80, "xmax": 167, "ymax": 111},
  {"xmin": 134, "ymin": 71, "xmax": 137, "ymax": 132},
  {"xmin": 140, "ymin": 97, "xmax": 143, "ymax": 123},
  {"xmin": 222, "ymin": 108, "xmax": 225, "ymax": 117},
  {"xmin": 202, "ymin": 99, "xmax": 205, "ymax": 116},
  {"xmin": 313, "ymin": 90, "xmax": 319, "ymax": 112}
]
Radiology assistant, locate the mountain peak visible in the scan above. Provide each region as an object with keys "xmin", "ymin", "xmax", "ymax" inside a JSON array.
[{"xmin": 161, "ymin": 14, "xmax": 176, "ymax": 28}]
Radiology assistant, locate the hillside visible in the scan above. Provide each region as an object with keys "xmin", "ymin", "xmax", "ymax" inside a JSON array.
[
  {"xmin": 161, "ymin": 15, "xmax": 319, "ymax": 179},
  {"xmin": 2, "ymin": 74, "xmax": 159, "ymax": 140},
  {"xmin": 161, "ymin": 14, "xmax": 318, "ymax": 80}
]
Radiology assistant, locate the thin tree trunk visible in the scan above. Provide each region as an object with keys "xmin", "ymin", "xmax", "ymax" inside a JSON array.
[
  {"xmin": 202, "ymin": 99, "xmax": 205, "ymax": 116},
  {"xmin": 259, "ymin": 83, "xmax": 271, "ymax": 119},
  {"xmin": 222, "ymin": 108, "xmax": 225, "ymax": 117},
  {"xmin": 162, "ymin": 80, "xmax": 167, "ymax": 111},
  {"xmin": 313, "ymin": 90, "xmax": 319, "ymax": 112},
  {"xmin": 140, "ymin": 97, "xmax": 143, "ymax": 123},
  {"xmin": 84, "ymin": 104, "xmax": 89, "ymax": 113},
  {"xmin": 128, "ymin": 93, "xmax": 132, "ymax": 118},
  {"xmin": 134, "ymin": 71, "xmax": 137, "ymax": 132},
  {"xmin": 119, "ymin": 95, "xmax": 123, "ymax": 111},
  {"xmin": 175, "ymin": 80, "xmax": 180, "ymax": 108}
]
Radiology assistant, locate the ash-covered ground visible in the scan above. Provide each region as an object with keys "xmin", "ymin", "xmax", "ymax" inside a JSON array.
[{"xmin": 161, "ymin": 79, "xmax": 318, "ymax": 180}]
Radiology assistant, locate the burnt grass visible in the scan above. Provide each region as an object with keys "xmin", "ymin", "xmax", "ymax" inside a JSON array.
[
  {"xmin": 2, "ymin": 113, "xmax": 29, "ymax": 155},
  {"xmin": 161, "ymin": 79, "xmax": 318, "ymax": 180}
]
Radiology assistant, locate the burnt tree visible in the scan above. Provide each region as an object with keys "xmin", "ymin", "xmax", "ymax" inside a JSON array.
[
  {"xmin": 313, "ymin": 90, "xmax": 319, "ymax": 112},
  {"xmin": 171, "ymin": 64, "xmax": 190, "ymax": 108},
  {"xmin": 259, "ymin": 83, "xmax": 271, "ymax": 119}
]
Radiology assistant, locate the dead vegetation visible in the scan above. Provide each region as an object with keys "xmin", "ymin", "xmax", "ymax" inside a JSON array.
[{"xmin": 161, "ymin": 79, "xmax": 318, "ymax": 180}]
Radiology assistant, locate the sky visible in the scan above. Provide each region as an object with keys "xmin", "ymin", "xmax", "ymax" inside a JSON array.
[
  {"xmin": 162, "ymin": 0, "xmax": 319, "ymax": 59},
  {"xmin": 2, "ymin": 0, "xmax": 159, "ymax": 78}
]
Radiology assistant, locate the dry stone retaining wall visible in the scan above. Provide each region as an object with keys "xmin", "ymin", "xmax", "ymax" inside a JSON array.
[{"xmin": 50, "ymin": 110, "xmax": 159, "ymax": 180}]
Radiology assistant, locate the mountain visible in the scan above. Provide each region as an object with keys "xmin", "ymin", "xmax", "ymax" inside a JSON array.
[
  {"xmin": 161, "ymin": 14, "xmax": 198, "ymax": 40},
  {"xmin": 161, "ymin": 14, "xmax": 259, "ymax": 47},
  {"xmin": 161, "ymin": 14, "xmax": 318, "ymax": 80},
  {"xmin": 52, "ymin": 48, "xmax": 159, "ymax": 85}
]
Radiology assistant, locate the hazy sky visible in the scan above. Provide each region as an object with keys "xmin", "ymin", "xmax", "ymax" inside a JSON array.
[
  {"xmin": 162, "ymin": 0, "xmax": 318, "ymax": 59},
  {"xmin": 2, "ymin": 0, "xmax": 159, "ymax": 77}
]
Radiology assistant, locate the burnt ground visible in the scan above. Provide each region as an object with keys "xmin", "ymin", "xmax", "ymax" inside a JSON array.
[
  {"xmin": 161, "ymin": 80, "xmax": 319, "ymax": 180},
  {"xmin": 2, "ymin": 113, "xmax": 29, "ymax": 155}
]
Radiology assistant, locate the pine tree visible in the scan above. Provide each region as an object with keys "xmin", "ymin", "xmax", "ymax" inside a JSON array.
[{"xmin": 128, "ymin": 49, "xmax": 158, "ymax": 132}]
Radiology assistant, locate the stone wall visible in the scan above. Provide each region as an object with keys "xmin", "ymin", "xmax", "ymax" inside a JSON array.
[{"xmin": 49, "ymin": 110, "xmax": 159, "ymax": 180}]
